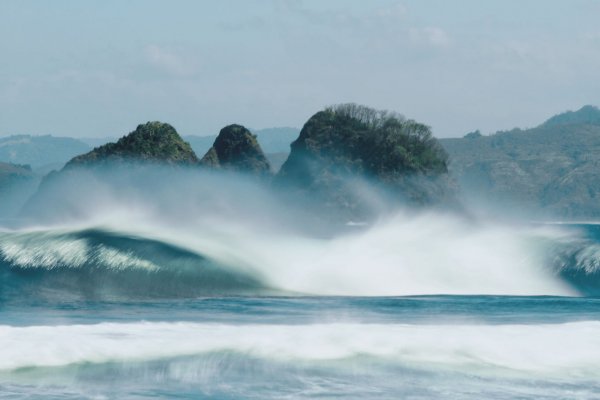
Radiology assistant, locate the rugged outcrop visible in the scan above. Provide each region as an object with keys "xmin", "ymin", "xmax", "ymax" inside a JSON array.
[
  {"xmin": 66, "ymin": 122, "xmax": 198, "ymax": 167},
  {"xmin": 21, "ymin": 122, "xmax": 199, "ymax": 220},
  {"xmin": 200, "ymin": 124, "xmax": 271, "ymax": 174},
  {"xmin": 276, "ymin": 103, "xmax": 453, "ymax": 216}
]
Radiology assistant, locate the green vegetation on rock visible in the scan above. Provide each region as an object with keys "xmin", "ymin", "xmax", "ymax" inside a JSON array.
[
  {"xmin": 66, "ymin": 122, "xmax": 199, "ymax": 167},
  {"xmin": 277, "ymin": 103, "xmax": 451, "ymax": 208},
  {"xmin": 200, "ymin": 124, "xmax": 271, "ymax": 174}
]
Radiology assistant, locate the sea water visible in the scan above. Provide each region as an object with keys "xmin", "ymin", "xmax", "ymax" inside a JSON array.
[
  {"xmin": 1, "ymin": 296, "xmax": 599, "ymax": 399},
  {"xmin": 1, "ymin": 220, "xmax": 599, "ymax": 399}
]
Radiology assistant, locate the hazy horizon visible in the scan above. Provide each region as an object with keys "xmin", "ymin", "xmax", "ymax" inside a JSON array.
[{"xmin": 1, "ymin": 0, "xmax": 599, "ymax": 138}]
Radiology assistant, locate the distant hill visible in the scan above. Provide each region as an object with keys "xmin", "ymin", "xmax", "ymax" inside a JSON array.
[
  {"xmin": 0, "ymin": 162, "xmax": 34, "ymax": 187},
  {"xmin": 0, "ymin": 162, "xmax": 39, "ymax": 218},
  {"xmin": 541, "ymin": 105, "xmax": 600, "ymax": 127},
  {"xmin": 79, "ymin": 137, "xmax": 117, "ymax": 148},
  {"xmin": 265, "ymin": 152, "xmax": 289, "ymax": 172},
  {"xmin": 439, "ymin": 105, "xmax": 600, "ymax": 218},
  {"xmin": 0, "ymin": 135, "xmax": 90, "ymax": 169},
  {"xmin": 253, "ymin": 127, "xmax": 299, "ymax": 153},
  {"xmin": 183, "ymin": 135, "xmax": 216, "ymax": 158}
]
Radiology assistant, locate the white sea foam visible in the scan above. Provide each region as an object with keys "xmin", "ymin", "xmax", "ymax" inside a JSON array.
[
  {"xmin": 0, "ymin": 210, "xmax": 579, "ymax": 296},
  {"xmin": 0, "ymin": 231, "xmax": 160, "ymax": 272},
  {"xmin": 1, "ymin": 321, "xmax": 599, "ymax": 378},
  {"xmin": 1, "ymin": 167, "xmax": 585, "ymax": 296},
  {"xmin": 187, "ymin": 212, "xmax": 575, "ymax": 296}
]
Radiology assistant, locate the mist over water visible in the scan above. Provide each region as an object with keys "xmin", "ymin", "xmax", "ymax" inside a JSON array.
[
  {"xmin": 0, "ymin": 165, "xmax": 585, "ymax": 298},
  {"xmin": 2, "ymin": 165, "xmax": 600, "ymax": 399}
]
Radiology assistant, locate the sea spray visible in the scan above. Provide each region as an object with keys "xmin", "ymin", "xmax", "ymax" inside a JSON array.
[{"xmin": 2, "ymin": 166, "xmax": 595, "ymax": 298}]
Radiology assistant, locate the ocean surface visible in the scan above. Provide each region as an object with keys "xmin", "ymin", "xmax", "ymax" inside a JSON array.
[{"xmin": 1, "ymin": 219, "xmax": 600, "ymax": 399}]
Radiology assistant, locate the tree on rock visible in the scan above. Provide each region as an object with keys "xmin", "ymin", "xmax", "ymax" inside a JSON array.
[{"xmin": 277, "ymin": 103, "xmax": 453, "ymax": 213}]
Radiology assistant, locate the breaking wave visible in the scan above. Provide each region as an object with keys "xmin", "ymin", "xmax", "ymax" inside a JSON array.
[
  {"xmin": 2, "ymin": 166, "xmax": 599, "ymax": 299},
  {"xmin": 0, "ymin": 227, "xmax": 272, "ymax": 301},
  {"xmin": 1, "ymin": 320, "xmax": 600, "ymax": 378},
  {"xmin": 2, "ymin": 215, "xmax": 600, "ymax": 300}
]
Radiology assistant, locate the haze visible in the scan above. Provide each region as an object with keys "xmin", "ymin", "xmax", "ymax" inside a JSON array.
[{"xmin": 1, "ymin": 0, "xmax": 599, "ymax": 138}]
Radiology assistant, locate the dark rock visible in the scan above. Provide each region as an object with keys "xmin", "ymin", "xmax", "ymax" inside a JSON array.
[
  {"xmin": 276, "ymin": 103, "xmax": 454, "ymax": 217},
  {"xmin": 200, "ymin": 124, "xmax": 271, "ymax": 174},
  {"xmin": 66, "ymin": 121, "xmax": 198, "ymax": 167}
]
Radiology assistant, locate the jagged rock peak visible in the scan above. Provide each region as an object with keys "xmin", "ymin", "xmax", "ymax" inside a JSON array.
[
  {"xmin": 66, "ymin": 121, "xmax": 199, "ymax": 167},
  {"xmin": 200, "ymin": 124, "xmax": 271, "ymax": 174}
]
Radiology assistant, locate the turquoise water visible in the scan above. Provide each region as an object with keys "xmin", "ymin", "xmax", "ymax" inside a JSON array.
[
  {"xmin": 1, "ymin": 222, "xmax": 600, "ymax": 398},
  {"xmin": 1, "ymin": 296, "xmax": 599, "ymax": 399}
]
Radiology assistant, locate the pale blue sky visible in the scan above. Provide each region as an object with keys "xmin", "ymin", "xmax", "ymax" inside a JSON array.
[{"xmin": 1, "ymin": 0, "xmax": 599, "ymax": 138}]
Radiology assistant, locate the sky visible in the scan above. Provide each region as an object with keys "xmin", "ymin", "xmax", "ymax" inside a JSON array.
[{"xmin": 1, "ymin": 0, "xmax": 599, "ymax": 138}]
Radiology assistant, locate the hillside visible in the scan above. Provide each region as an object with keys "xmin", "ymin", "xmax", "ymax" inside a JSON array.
[
  {"xmin": 439, "ymin": 105, "xmax": 600, "ymax": 218},
  {"xmin": 0, "ymin": 135, "xmax": 90, "ymax": 169},
  {"xmin": 0, "ymin": 162, "xmax": 38, "ymax": 218},
  {"xmin": 0, "ymin": 162, "xmax": 34, "ymax": 187}
]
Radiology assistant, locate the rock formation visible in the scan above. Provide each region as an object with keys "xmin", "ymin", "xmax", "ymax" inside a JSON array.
[
  {"xmin": 200, "ymin": 124, "xmax": 271, "ymax": 174},
  {"xmin": 66, "ymin": 121, "xmax": 198, "ymax": 167},
  {"xmin": 276, "ymin": 103, "xmax": 453, "ymax": 215}
]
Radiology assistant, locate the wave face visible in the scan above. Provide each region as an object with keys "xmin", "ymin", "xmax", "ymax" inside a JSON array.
[
  {"xmin": 550, "ymin": 224, "xmax": 600, "ymax": 295},
  {"xmin": 3, "ymin": 218, "xmax": 600, "ymax": 300},
  {"xmin": 2, "ymin": 166, "xmax": 600, "ymax": 299},
  {"xmin": 0, "ymin": 228, "xmax": 270, "ymax": 302},
  {"xmin": 3, "ymin": 168, "xmax": 600, "ymax": 399}
]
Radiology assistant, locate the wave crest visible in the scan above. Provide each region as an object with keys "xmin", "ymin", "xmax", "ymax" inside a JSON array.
[{"xmin": 0, "ymin": 228, "xmax": 271, "ymax": 301}]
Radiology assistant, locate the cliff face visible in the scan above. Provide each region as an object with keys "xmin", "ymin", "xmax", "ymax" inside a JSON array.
[
  {"xmin": 66, "ymin": 122, "xmax": 199, "ymax": 167},
  {"xmin": 277, "ymin": 104, "xmax": 453, "ymax": 213},
  {"xmin": 200, "ymin": 124, "xmax": 271, "ymax": 174}
]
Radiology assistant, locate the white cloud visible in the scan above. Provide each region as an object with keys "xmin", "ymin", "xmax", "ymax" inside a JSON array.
[{"xmin": 145, "ymin": 45, "xmax": 195, "ymax": 77}]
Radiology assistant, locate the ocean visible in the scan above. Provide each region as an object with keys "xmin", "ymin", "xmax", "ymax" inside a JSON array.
[{"xmin": 1, "ymin": 216, "xmax": 599, "ymax": 399}]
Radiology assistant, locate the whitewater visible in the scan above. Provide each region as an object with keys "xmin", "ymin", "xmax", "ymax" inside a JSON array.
[{"xmin": 1, "ymin": 167, "xmax": 600, "ymax": 398}]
